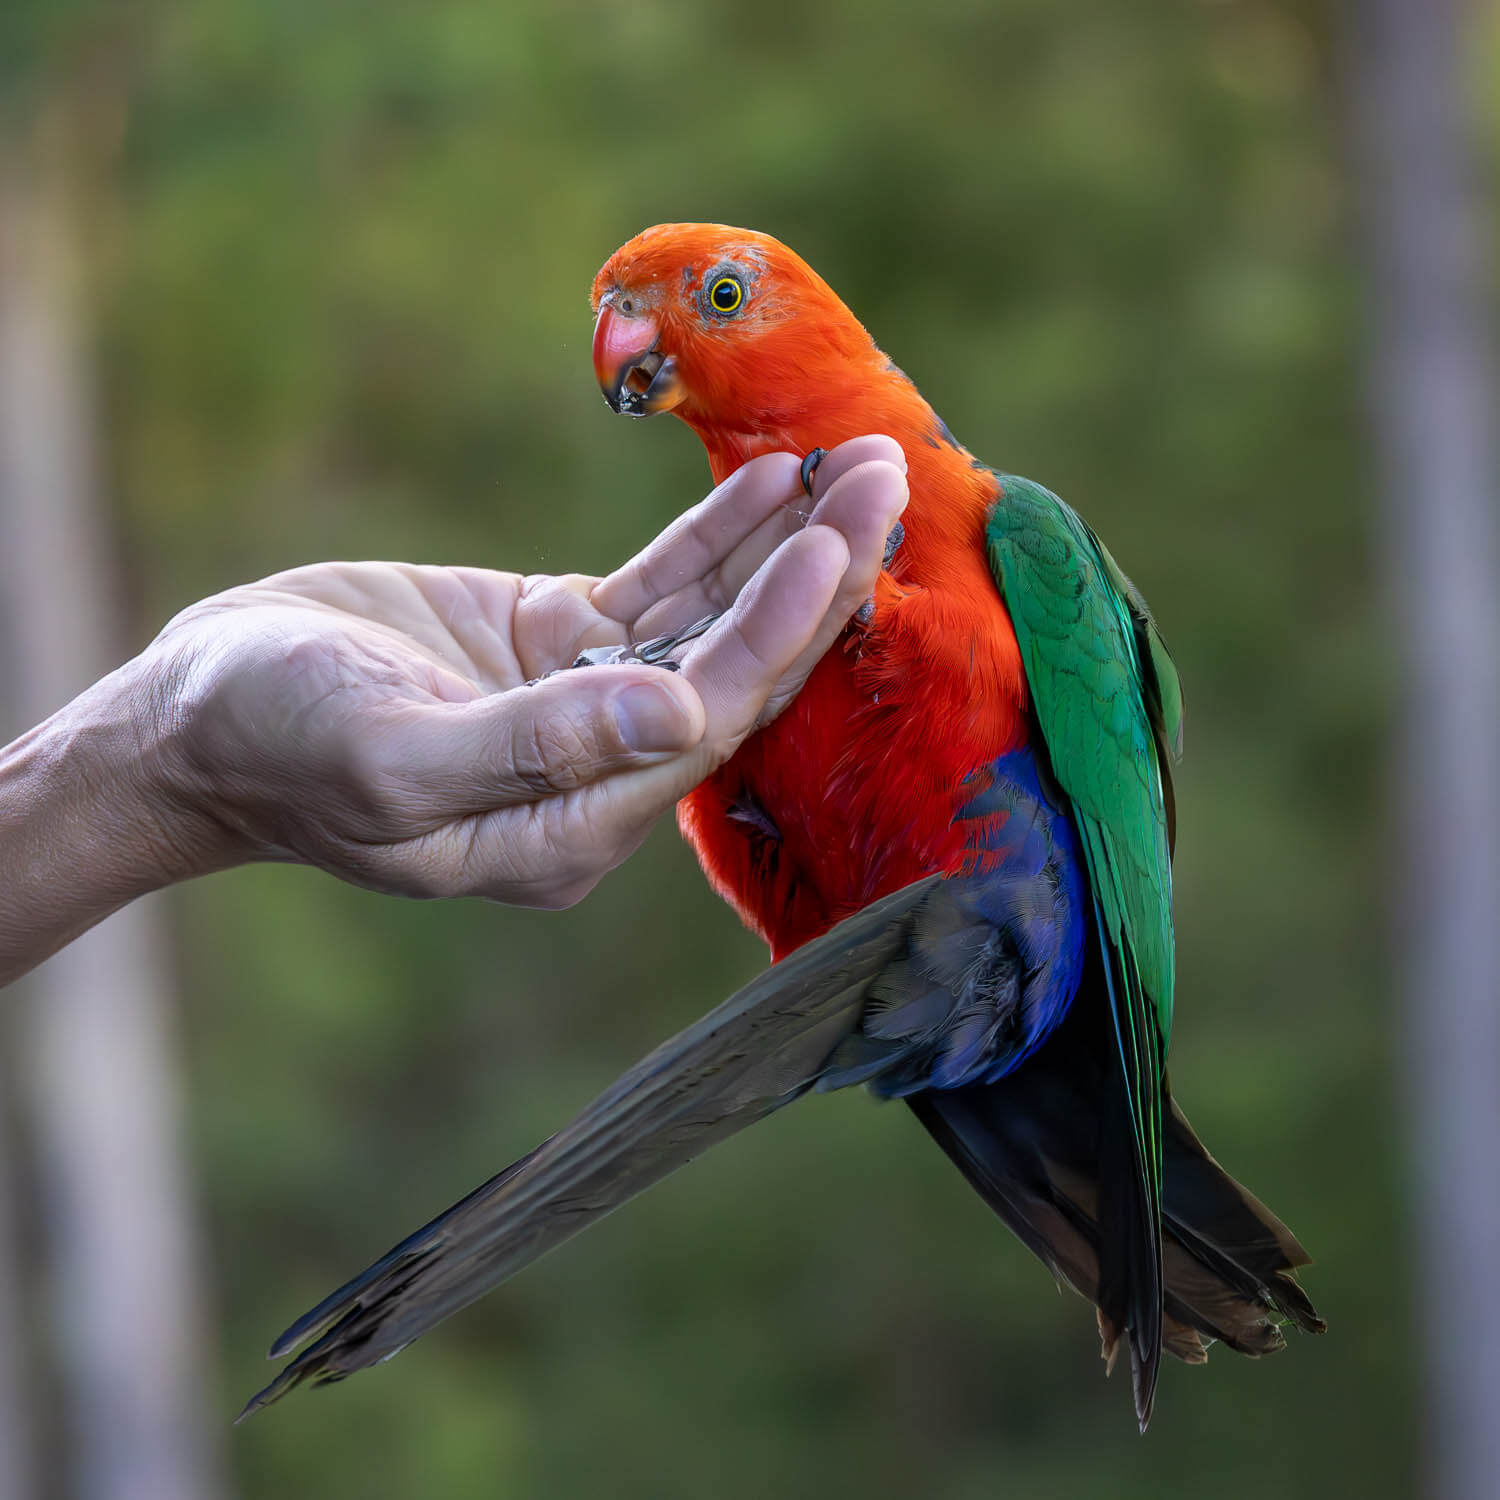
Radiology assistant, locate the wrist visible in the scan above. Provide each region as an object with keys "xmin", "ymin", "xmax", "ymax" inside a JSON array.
[
  {"xmin": 108, "ymin": 647, "xmax": 249, "ymax": 882},
  {"xmin": 0, "ymin": 654, "xmax": 236, "ymax": 984}
]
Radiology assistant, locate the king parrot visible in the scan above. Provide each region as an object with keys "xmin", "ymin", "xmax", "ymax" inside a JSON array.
[{"xmin": 244, "ymin": 224, "xmax": 1323, "ymax": 1427}]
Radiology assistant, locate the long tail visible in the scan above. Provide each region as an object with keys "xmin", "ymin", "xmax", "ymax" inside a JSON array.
[
  {"xmin": 908, "ymin": 981, "xmax": 1324, "ymax": 1430},
  {"xmin": 238, "ymin": 877, "xmax": 942, "ymax": 1420}
]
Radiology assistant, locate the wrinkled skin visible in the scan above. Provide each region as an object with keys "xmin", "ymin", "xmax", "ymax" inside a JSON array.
[{"xmin": 0, "ymin": 438, "xmax": 906, "ymax": 983}]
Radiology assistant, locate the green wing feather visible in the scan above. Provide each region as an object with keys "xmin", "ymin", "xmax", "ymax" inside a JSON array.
[
  {"xmin": 985, "ymin": 475, "xmax": 1183, "ymax": 1418},
  {"xmin": 984, "ymin": 474, "xmax": 1179, "ymax": 1044}
]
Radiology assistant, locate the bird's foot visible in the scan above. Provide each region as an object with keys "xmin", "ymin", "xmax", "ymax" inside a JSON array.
[
  {"xmin": 852, "ymin": 522, "xmax": 905, "ymax": 627},
  {"xmin": 882, "ymin": 519, "xmax": 905, "ymax": 567},
  {"xmin": 799, "ymin": 447, "xmax": 828, "ymax": 497}
]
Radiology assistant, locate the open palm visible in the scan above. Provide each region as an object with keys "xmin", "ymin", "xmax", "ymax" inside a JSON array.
[{"xmin": 151, "ymin": 437, "xmax": 907, "ymax": 906}]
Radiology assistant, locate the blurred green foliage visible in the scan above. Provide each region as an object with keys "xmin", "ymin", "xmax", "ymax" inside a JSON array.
[{"xmin": 12, "ymin": 0, "xmax": 1478, "ymax": 1494}]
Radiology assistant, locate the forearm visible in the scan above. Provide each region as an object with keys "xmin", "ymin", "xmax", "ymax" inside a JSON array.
[{"xmin": 0, "ymin": 658, "xmax": 221, "ymax": 986}]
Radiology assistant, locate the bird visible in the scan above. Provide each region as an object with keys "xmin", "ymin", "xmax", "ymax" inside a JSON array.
[{"xmin": 242, "ymin": 223, "xmax": 1323, "ymax": 1426}]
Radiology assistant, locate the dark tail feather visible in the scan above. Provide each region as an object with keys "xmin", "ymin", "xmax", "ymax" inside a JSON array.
[
  {"xmin": 908, "ymin": 997, "xmax": 1322, "ymax": 1430},
  {"xmin": 907, "ymin": 1070, "xmax": 1167, "ymax": 1431},
  {"xmin": 908, "ymin": 947, "xmax": 1168, "ymax": 1430},
  {"xmin": 238, "ymin": 876, "xmax": 942, "ymax": 1421},
  {"xmin": 1159, "ymin": 1098, "xmax": 1326, "ymax": 1352}
]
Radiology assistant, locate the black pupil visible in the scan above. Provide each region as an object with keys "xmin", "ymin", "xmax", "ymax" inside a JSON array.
[{"xmin": 713, "ymin": 279, "xmax": 739, "ymax": 310}]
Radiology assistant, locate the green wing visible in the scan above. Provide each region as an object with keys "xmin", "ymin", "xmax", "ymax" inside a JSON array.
[
  {"xmin": 985, "ymin": 474, "xmax": 1183, "ymax": 1413},
  {"xmin": 985, "ymin": 473, "xmax": 1179, "ymax": 1039}
]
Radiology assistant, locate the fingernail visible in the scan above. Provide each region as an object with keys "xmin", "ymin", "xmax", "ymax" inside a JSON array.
[{"xmin": 615, "ymin": 682, "xmax": 692, "ymax": 752}]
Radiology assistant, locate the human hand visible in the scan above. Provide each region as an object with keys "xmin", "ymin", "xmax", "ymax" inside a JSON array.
[{"xmin": 138, "ymin": 435, "xmax": 907, "ymax": 908}]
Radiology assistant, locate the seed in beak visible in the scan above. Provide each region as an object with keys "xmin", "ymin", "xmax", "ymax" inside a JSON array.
[{"xmin": 625, "ymin": 350, "xmax": 664, "ymax": 397}]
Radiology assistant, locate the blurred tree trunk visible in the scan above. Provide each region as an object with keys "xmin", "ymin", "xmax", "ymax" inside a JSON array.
[
  {"xmin": 0, "ymin": 143, "xmax": 226, "ymax": 1500},
  {"xmin": 0, "ymin": 1070, "xmax": 35, "ymax": 1499},
  {"xmin": 0, "ymin": 549, "xmax": 35, "ymax": 1487},
  {"xmin": 1347, "ymin": 2, "xmax": 1500, "ymax": 1497}
]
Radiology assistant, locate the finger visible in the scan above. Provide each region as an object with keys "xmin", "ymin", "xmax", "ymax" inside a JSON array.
[
  {"xmin": 468, "ymin": 525, "xmax": 852, "ymax": 887},
  {"xmin": 610, "ymin": 437, "xmax": 909, "ymax": 642},
  {"xmin": 806, "ymin": 434, "xmax": 907, "ymax": 505},
  {"xmin": 704, "ymin": 437, "xmax": 906, "ymax": 609},
  {"xmin": 358, "ymin": 664, "xmax": 708, "ymax": 824},
  {"xmin": 590, "ymin": 461, "xmax": 901, "ymax": 800},
  {"xmin": 437, "ymin": 449, "xmax": 903, "ymax": 892},
  {"xmin": 623, "ymin": 502, "xmax": 806, "ymax": 643},
  {"xmin": 590, "ymin": 451, "xmax": 804, "ymax": 625},
  {"xmin": 680, "ymin": 524, "xmax": 850, "ymax": 748},
  {"xmin": 439, "ymin": 516, "xmax": 870, "ymax": 901},
  {"xmin": 753, "ymin": 457, "xmax": 908, "ymax": 721},
  {"xmin": 509, "ymin": 573, "xmax": 629, "ymax": 681},
  {"xmin": 804, "ymin": 454, "xmax": 909, "ymax": 601}
]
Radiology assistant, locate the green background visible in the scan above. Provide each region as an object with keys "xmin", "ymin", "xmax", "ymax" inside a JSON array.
[{"xmin": 12, "ymin": 0, "xmax": 1496, "ymax": 1494}]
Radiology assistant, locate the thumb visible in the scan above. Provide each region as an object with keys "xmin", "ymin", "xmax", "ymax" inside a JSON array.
[{"xmin": 373, "ymin": 666, "xmax": 708, "ymax": 817}]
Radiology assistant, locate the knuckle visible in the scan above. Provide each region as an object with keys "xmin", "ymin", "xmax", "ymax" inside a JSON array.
[{"xmin": 508, "ymin": 701, "xmax": 601, "ymax": 796}]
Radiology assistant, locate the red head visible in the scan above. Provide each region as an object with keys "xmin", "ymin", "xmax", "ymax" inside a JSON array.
[
  {"xmin": 591, "ymin": 223, "xmax": 896, "ymax": 468},
  {"xmin": 590, "ymin": 222, "xmax": 993, "ymax": 568}
]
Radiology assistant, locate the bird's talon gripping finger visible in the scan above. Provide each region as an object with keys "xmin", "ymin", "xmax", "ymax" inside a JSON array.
[
  {"xmin": 849, "ymin": 525, "xmax": 904, "ymax": 630},
  {"xmin": 883, "ymin": 519, "xmax": 905, "ymax": 568},
  {"xmin": 799, "ymin": 447, "xmax": 829, "ymax": 498}
]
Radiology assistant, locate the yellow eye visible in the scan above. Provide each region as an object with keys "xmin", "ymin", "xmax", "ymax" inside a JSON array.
[{"xmin": 708, "ymin": 275, "xmax": 744, "ymax": 314}]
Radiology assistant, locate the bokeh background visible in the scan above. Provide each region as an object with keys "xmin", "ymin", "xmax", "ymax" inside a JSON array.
[{"xmin": 1, "ymin": 2, "xmax": 1496, "ymax": 1497}]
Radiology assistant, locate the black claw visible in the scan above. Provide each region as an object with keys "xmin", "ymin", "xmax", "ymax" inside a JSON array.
[
  {"xmin": 882, "ymin": 519, "xmax": 905, "ymax": 567},
  {"xmin": 800, "ymin": 447, "xmax": 829, "ymax": 498}
]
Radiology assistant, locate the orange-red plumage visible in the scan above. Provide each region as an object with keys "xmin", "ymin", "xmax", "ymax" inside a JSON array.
[{"xmin": 592, "ymin": 224, "xmax": 1029, "ymax": 957}]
